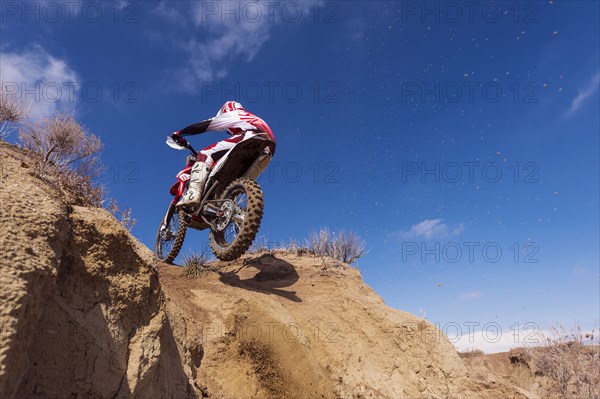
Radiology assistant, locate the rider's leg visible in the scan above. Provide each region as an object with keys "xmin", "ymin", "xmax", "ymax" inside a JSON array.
[
  {"xmin": 177, "ymin": 161, "xmax": 210, "ymax": 207},
  {"xmin": 177, "ymin": 135, "xmax": 243, "ymax": 207}
]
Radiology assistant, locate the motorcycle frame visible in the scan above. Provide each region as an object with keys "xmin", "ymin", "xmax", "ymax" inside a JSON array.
[{"xmin": 168, "ymin": 132, "xmax": 271, "ymax": 230}]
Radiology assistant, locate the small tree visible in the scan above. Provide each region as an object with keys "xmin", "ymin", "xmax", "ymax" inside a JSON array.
[
  {"xmin": 19, "ymin": 113, "xmax": 102, "ymax": 169},
  {"xmin": 0, "ymin": 81, "xmax": 30, "ymax": 139},
  {"xmin": 18, "ymin": 113, "xmax": 104, "ymax": 205}
]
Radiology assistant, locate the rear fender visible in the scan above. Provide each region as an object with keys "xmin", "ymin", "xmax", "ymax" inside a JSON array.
[{"xmin": 208, "ymin": 135, "xmax": 270, "ymax": 189}]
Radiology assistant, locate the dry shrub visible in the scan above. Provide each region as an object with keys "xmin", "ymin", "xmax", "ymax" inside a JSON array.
[
  {"xmin": 181, "ymin": 251, "xmax": 215, "ymax": 279},
  {"xmin": 330, "ymin": 231, "xmax": 366, "ymax": 264},
  {"xmin": 308, "ymin": 228, "xmax": 331, "ymax": 258},
  {"xmin": 18, "ymin": 113, "xmax": 103, "ymax": 206},
  {"xmin": 283, "ymin": 238, "xmax": 299, "ymax": 254},
  {"xmin": 106, "ymin": 198, "xmax": 137, "ymax": 232},
  {"xmin": 0, "ymin": 80, "xmax": 30, "ymax": 139},
  {"xmin": 250, "ymin": 235, "xmax": 270, "ymax": 253},
  {"xmin": 248, "ymin": 231, "xmax": 366, "ymax": 264},
  {"xmin": 306, "ymin": 228, "xmax": 366, "ymax": 264},
  {"xmin": 249, "ymin": 236, "xmax": 310, "ymax": 257},
  {"xmin": 528, "ymin": 324, "xmax": 599, "ymax": 399},
  {"xmin": 269, "ymin": 238, "xmax": 300, "ymax": 254}
]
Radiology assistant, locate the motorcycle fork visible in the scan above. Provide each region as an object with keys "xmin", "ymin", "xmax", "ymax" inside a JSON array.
[
  {"xmin": 193, "ymin": 180, "xmax": 221, "ymax": 229},
  {"xmin": 162, "ymin": 203, "xmax": 176, "ymax": 228}
]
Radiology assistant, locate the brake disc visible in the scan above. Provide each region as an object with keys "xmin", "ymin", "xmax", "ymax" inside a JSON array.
[{"xmin": 215, "ymin": 200, "xmax": 234, "ymax": 232}]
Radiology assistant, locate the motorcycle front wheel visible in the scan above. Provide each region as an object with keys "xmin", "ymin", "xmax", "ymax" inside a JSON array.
[
  {"xmin": 209, "ymin": 178, "xmax": 264, "ymax": 261},
  {"xmin": 154, "ymin": 203, "xmax": 187, "ymax": 264}
]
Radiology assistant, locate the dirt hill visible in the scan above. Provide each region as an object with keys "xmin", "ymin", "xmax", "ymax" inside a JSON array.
[{"xmin": 1, "ymin": 140, "xmax": 534, "ymax": 398}]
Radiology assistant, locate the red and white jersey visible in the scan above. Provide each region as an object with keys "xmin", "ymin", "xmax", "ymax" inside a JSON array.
[{"xmin": 178, "ymin": 109, "xmax": 275, "ymax": 144}]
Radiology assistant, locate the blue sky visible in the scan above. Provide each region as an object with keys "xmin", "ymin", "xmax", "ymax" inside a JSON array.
[{"xmin": 1, "ymin": 0, "xmax": 599, "ymax": 352}]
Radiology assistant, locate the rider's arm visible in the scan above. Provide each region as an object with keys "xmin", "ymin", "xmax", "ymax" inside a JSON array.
[
  {"xmin": 176, "ymin": 118, "xmax": 215, "ymax": 137},
  {"xmin": 175, "ymin": 111, "xmax": 259, "ymax": 137}
]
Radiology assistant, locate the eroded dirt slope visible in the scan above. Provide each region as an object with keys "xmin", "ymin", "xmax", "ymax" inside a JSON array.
[
  {"xmin": 0, "ymin": 142, "xmax": 196, "ymax": 398},
  {"xmin": 460, "ymin": 349, "xmax": 564, "ymax": 399},
  {"xmin": 1, "ymin": 141, "xmax": 531, "ymax": 398},
  {"xmin": 160, "ymin": 252, "xmax": 530, "ymax": 399}
]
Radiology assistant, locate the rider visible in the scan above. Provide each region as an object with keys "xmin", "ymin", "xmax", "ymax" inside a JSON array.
[{"xmin": 171, "ymin": 101, "xmax": 276, "ymax": 207}]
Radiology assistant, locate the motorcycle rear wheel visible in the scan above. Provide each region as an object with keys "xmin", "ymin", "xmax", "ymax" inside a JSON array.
[{"xmin": 209, "ymin": 178, "xmax": 264, "ymax": 261}]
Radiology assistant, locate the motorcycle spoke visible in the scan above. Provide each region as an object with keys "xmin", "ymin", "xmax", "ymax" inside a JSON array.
[
  {"xmin": 231, "ymin": 191, "xmax": 247, "ymax": 225},
  {"xmin": 224, "ymin": 222, "xmax": 239, "ymax": 244},
  {"xmin": 234, "ymin": 192, "xmax": 247, "ymax": 209},
  {"xmin": 158, "ymin": 212, "xmax": 179, "ymax": 257},
  {"xmin": 234, "ymin": 220, "xmax": 242, "ymax": 232}
]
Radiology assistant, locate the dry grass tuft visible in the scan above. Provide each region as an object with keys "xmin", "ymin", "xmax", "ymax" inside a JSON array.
[
  {"xmin": 106, "ymin": 198, "xmax": 137, "ymax": 232},
  {"xmin": 181, "ymin": 251, "xmax": 215, "ymax": 279}
]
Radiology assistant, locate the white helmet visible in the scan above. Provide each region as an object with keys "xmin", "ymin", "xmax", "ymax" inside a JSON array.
[{"xmin": 216, "ymin": 100, "xmax": 244, "ymax": 116}]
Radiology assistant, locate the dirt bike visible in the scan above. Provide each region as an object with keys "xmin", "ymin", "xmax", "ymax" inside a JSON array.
[{"xmin": 154, "ymin": 132, "xmax": 272, "ymax": 263}]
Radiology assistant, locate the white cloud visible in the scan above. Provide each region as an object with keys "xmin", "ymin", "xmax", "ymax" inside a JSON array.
[
  {"xmin": 392, "ymin": 219, "xmax": 465, "ymax": 240},
  {"xmin": 183, "ymin": 2, "xmax": 272, "ymax": 85},
  {"xmin": 459, "ymin": 291, "xmax": 481, "ymax": 301},
  {"xmin": 454, "ymin": 327, "xmax": 536, "ymax": 354},
  {"xmin": 152, "ymin": 0, "xmax": 184, "ymax": 22},
  {"xmin": 567, "ymin": 71, "xmax": 600, "ymax": 117},
  {"xmin": 0, "ymin": 45, "xmax": 79, "ymax": 120},
  {"xmin": 454, "ymin": 326, "xmax": 597, "ymax": 354},
  {"xmin": 154, "ymin": 1, "xmax": 320, "ymax": 91}
]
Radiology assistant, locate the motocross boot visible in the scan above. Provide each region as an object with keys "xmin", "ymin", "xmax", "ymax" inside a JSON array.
[{"xmin": 177, "ymin": 161, "xmax": 210, "ymax": 207}]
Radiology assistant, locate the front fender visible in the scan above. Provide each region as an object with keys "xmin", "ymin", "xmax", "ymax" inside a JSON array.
[{"xmin": 170, "ymin": 181, "xmax": 186, "ymax": 197}]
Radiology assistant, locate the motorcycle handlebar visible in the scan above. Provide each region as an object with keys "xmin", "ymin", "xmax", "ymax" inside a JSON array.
[
  {"xmin": 187, "ymin": 143, "xmax": 197, "ymax": 156},
  {"xmin": 179, "ymin": 137, "xmax": 197, "ymax": 156},
  {"xmin": 167, "ymin": 135, "xmax": 198, "ymax": 156}
]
